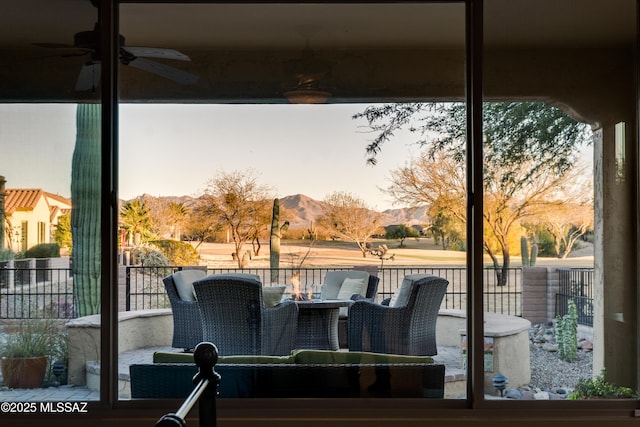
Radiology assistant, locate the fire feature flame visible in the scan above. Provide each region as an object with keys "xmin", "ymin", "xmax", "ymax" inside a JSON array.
[{"xmin": 291, "ymin": 271, "xmax": 303, "ymax": 300}]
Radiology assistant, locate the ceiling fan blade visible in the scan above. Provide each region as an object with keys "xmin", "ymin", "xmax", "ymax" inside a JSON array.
[
  {"xmin": 126, "ymin": 57, "xmax": 198, "ymax": 85},
  {"xmin": 123, "ymin": 47, "xmax": 191, "ymax": 61},
  {"xmin": 75, "ymin": 63, "xmax": 101, "ymax": 91},
  {"xmin": 34, "ymin": 42, "xmax": 76, "ymax": 49},
  {"xmin": 34, "ymin": 42, "xmax": 93, "ymax": 58}
]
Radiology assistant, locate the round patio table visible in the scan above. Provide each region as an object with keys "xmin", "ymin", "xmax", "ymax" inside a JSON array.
[{"xmin": 294, "ymin": 300, "xmax": 353, "ymax": 351}]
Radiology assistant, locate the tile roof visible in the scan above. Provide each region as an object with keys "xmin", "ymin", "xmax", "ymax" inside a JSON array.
[
  {"xmin": 4, "ymin": 188, "xmax": 45, "ymax": 214},
  {"xmin": 44, "ymin": 192, "xmax": 72, "ymax": 206}
]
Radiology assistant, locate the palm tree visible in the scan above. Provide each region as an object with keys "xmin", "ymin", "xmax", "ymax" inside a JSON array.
[
  {"xmin": 164, "ymin": 202, "xmax": 188, "ymax": 241},
  {"xmin": 120, "ymin": 200, "xmax": 153, "ymax": 246}
]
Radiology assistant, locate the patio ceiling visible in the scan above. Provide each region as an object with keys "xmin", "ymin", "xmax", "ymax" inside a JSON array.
[{"xmin": 0, "ymin": 0, "xmax": 635, "ymax": 103}]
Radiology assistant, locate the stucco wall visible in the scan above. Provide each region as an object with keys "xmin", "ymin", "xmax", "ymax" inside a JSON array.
[{"xmin": 65, "ymin": 309, "xmax": 173, "ymax": 385}]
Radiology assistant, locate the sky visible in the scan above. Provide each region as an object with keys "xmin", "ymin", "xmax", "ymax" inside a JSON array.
[{"xmin": 0, "ymin": 103, "xmax": 419, "ymax": 211}]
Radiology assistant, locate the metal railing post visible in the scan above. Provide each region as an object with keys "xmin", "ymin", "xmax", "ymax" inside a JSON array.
[{"xmin": 156, "ymin": 342, "xmax": 221, "ymax": 427}]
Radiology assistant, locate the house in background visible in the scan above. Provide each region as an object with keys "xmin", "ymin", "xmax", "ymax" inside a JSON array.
[{"xmin": 3, "ymin": 188, "xmax": 71, "ymax": 253}]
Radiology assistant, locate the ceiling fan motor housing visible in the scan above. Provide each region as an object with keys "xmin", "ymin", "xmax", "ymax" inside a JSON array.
[{"xmin": 73, "ymin": 27, "xmax": 126, "ymax": 51}]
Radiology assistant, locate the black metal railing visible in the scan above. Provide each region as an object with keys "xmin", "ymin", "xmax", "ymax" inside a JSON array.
[
  {"xmin": 124, "ymin": 265, "xmax": 523, "ymax": 317},
  {"xmin": 0, "ymin": 267, "xmax": 75, "ymax": 319},
  {"xmin": 0, "ymin": 264, "xmax": 525, "ymax": 319},
  {"xmin": 555, "ymin": 268, "xmax": 594, "ymax": 326}
]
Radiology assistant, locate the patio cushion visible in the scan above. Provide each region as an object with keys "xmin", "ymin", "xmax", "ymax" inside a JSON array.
[
  {"xmin": 292, "ymin": 349, "xmax": 434, "ymax": 365},
  {"xmin": 152, "ymin": 350, "xmax": 432, "ymax": 365},
  {"xmin": 262, "ymin": 285, "xmax": 286, "ymax": 308},
  {"xmin": 322, "ymin": 271, "xmax": 369, "ymax": 299},
  {"xmin": 172, "ymin": 269, "xmax": 206, "ymax": 302},
  {"xmin": 389, "ymin": 274, "xmax": 426, "ymax": 308},
  {"xmin": 213, "ymin": 273, "xmax": 261, "ymax": 282},
  {"xmin": 336, "ymin": 278, "xmax": 367, "ymax": 300},
  {"xmin": 153, "ymin": 351, "xmax": 294, "ymax": 364}
]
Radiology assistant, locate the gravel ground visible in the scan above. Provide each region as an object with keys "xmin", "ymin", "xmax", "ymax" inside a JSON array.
[{"xmin": 528, "ymin": 346, "xmax": 593, "ymax": 391}]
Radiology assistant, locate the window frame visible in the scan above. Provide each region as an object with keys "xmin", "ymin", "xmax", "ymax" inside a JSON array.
[{"xmin": 85, "ymin": 0, "xmax": 640, "ymax": 423}]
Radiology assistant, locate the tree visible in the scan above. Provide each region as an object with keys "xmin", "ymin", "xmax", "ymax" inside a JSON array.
[
  {"xmin": 54, "ymin": 213, "xmax": 72, "ymax": 252},
  {"xmin": 388, "ymin": 150, "xmax": 587, "ymax": 284},
  {"xmin": 202, "ymin": 170, "xmax": 272, "ymax": 268},
  {"xmin": 530, "ymin": 202, "xmax": 594, "ymax": 258},
  {"xmin": 164, "ymin": 202, "xmax": 188, "ymax": 240},
  {"xmin": 135, "ymin": 195, "xmax": 171, "ymax": 238},
  {"xmin": 246, "ymin": 200, "xmax": 273, "ymax": 257},
  {"xmin": 526, "ymin": 170, "xmax": 594, "ymax": 258},
  {"xmin": 120, "ymin": 200, "xmax": 154, "ymax": 246},
  {"xmin": 183, "ymin": 200, "xmax": 223, "ymax": 250},
  {"xmin": 359, "ymin": 102, "xmax": 591, "ymax": 285},
  {"xmin": 355, "ymin": 102, "xmax": 589, "ymax": 174},
  {"xmin": 385, "ymin": 224, "xmax": 419, "ymax": 247},
  {"xmin": 427, "ymin": 205, "xmax": 465, "ymax": 250},
  {"xmin": 317, "ymin": 191, "xmax": 383, "ymax": 257}
]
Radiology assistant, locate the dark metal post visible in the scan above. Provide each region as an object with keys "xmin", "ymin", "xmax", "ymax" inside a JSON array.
[
  {"xmin": 156, "ymin": 342, "xmax": 221, "ymax": 427},
  {"xmin": 125, "ymin": 267, "xmax": 131, "ymax": 311}
]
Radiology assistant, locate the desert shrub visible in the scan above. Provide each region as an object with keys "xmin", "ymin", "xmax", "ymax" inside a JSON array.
[
  {"xmin": 528, "ymin": 228, "xmax": 555, "ymax": 256},
  {"xmin": 130, "ymin": 246, "xmax": 169, "ymax": 266},
  {"xmin": 24, "ymin": 243, "xmax": 60, "ymax": 258},
  {"xmin": 0, "ymin": 248, "xmax": 15, "ymax": 261},
  {"xmin": 150, "ymin": 239, "xmax": 199, "ymax": 266},
  {"xmin": 568, "ymin": 369, "xmax": 638, "ymax": 399}
]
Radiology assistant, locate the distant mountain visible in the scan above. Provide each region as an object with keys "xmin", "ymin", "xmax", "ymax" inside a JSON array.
[
  {"xmin": 123, "ymin": 193, "xmax": 428, "ymax": 229},
  {"xmin": 279, "ymin": 194, "xmax": 427, "ymax": 229},
  {"xmin": 381, "ymin": 205, "xmax": 429, "ymax": 226},
  {"xmin": 279, "ymin": 194, "xmax": 326, "ymax": 230},
  {"xmin": 134, "ymin": 193, "xmax": 200, "ymax": 208}
]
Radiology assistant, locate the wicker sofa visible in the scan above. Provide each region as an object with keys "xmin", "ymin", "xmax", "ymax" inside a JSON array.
[{"xmin": 129, "ymin": 349, "xmax": 445, "ymax": 398}]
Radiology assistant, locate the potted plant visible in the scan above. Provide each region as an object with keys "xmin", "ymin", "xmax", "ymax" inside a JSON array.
[{"xmin": 0, "ymin": 318, "xmax": 67, "ymax": 389}]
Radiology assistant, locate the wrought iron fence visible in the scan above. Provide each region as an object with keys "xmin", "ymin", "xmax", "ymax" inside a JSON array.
[
  {"xmin": 0, "ymin": 264, "xmax": 523, "ymax": 319},
  {"xmin": 0, "ymin": 267, "xmax": 75, "ymax": 319},
  {"xmin": 125, "ymin": 266, "xmax": 523, "ymax": 317},
  {"xmin": 555, "ymin": 268, "xmax": 594, "ymax": 326}
]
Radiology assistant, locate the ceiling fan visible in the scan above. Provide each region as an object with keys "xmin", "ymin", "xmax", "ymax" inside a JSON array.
[{"xmin": 34, "ymin": 2, "xmax": 198, "ymax": 91}]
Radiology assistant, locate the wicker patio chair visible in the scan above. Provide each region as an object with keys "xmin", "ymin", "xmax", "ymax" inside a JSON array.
[
  {"xmin": 163, "ymin": 269, "xmax": 206, "ymax": 351},
  {"xmin": 193, "ymin": 275, "xmax": 299, "ymax": 356},
  {"xmin": 347, "ymin": 274, "xmax": 448, "ymax": 356},
  {"xmin": 338, "ymin": 275, "xmax": 380, "ymax": 348}
]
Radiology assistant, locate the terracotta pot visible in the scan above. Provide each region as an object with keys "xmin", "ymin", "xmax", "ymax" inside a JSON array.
[{"xmin": 1, "ymin": 356, "xmax": 48, "ymax": 388}]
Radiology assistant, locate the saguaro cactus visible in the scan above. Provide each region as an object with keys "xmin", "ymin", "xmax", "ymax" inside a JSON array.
[
  {"xmin": 0, "ymin": 175, "xmax": 5, "ymax": 250},
  {"xmin": 556, "ymin": 299, "xmax": 578, "ymax": 362},
  {"xmin": 520, "ymin": 236, "xmax": 538, "ymax": 267},
  {"xmin": 71, "ymin": 104, "xmax": 101, "ymax": 316},
  {"xmin": 269, "ymin": 199, "xmax": 285, "ymax": 283}
]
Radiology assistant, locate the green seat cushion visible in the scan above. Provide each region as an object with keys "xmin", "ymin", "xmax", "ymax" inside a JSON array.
[
  {"xmin": 218, "ymin": 355, "xmax": 294, "ymax": 364},
  {"xmin": 153, "ymin": 351, "xmax": 294, "ymax": 364},
  {"xmin": 155, "ymin": 350, "xmax": 433, "ymax": 365},
  {"xmin": 292, "ymin": 349, "xmax": 434, "ymax": 365}
]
